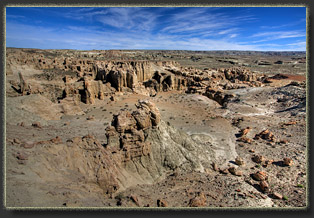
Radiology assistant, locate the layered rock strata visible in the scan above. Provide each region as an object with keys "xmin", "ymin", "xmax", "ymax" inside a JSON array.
[{"xmin": 7, "ymin": 48, "xmax": 269, "ymax": 106}]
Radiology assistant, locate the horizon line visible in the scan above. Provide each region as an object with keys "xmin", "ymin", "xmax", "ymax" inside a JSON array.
[{"xmin": 6, "ymin": 47, "xmax": 306, "ymax": 53}]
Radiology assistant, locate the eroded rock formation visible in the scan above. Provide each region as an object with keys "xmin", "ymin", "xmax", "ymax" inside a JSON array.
[
  {"xmin": 97, "ymin": 100, "xmax": 213, "ymax": 192},
  {"xmin": 7, "ymin": 48, "xmax": 270, "ymax": 106},
  {"xmin": 22, "ymin": 100, "xmax": 214, "ymax": 197}
]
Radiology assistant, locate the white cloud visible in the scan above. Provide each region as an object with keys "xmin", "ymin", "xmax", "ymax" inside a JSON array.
[
  {"xmin": 287, "ymin": 41, "xmax": 306, "ymax": 46},
  {"xmin": 95, "ymin": 8, "xmax": 158, "ymax": 33},
  {"xmin": 6, "ymin": 20, "xmax": 258, "ymax": 50},
  {"xmin": 260, "ymin": 18, "xmax": 306, "ymax": 30},
  {"xmin": 229, "ymin": 34, "xmax": 238, "ymax": 38},
  {"xmin": 251, "ymin": 31, "xmax": 305, "ymax": 40},
  {"xmin": 218, "ymin": 28, "xmax": 239, "ymax": 35},
  {"xmin": 160, "ymin": 9, "xmax": 233, "ymax": 34},
  {"xmin": 6, "ymin": 14, "xmax": 25, "ymax": 19},
  {"xmin": 5, "ymin": 7, "xmax": 306, "ymax": 51}
]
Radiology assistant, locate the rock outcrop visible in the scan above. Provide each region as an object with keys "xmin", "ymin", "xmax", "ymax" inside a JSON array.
[
  {"xmin": 204, "ymin": 87, "xmax": 236, "ymax": 106},
  {"xmin": 144, "ymin": 71, "xmax": 188, "ymax": 92},
  {"xmin": 18, "ymin": 72, "xmax": 30, "ymax": 95},
  {"xmin": 81, "ymin": 77, "xmax": 115, "ymax": 104},
  {"xmin": 105, "ymin": 100, "xmax": 160, "ymax": 163},
  {"xmin": 105, "ymin": 100, "xmax": 211, "ymax": 170},
  {"xmin": 18, "ymin": 100, "xmax": 214, "ymax": 197},
  {"xmin": 188, "ymin": 192, "xmax": 206, "ymax": 207},
  {"xmin": 102, "ymin": 100, "xmax": 214, "ymax": 189},
  {"xmin": 7, "ymin": 48, "xmax": 270, "ymax": 105}
]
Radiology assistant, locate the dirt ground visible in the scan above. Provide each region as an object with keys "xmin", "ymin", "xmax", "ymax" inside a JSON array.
[{"xmin": 4, "ymin": 49, "xmax": 307, "ymax": 209}]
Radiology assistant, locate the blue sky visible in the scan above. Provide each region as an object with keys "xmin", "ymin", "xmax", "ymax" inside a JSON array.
[{"xmin": 6, "ymin": 7, "xmax": 306, "ymax": 51}]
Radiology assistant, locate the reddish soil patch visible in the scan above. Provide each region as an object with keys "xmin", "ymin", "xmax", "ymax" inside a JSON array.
[
  {"xmin": 285, "ymin": 74, "xmax": 306, "ymax": 81},
  {"xmin": 271, "ymin": 73, "xmax": 306, "ymax": 81}
]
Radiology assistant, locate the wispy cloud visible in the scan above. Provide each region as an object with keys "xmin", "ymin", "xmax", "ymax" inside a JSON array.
[
  {"xmin": 6, "ymin": 14, "xmax": 25, "ymax": 19},
  {"xmin": 252, "ymin": 31, "xmax": 305, "ymax": 38},
  {"xmin": 229, "ymin": 34, "xmax": 238, "ymax": 38},
  {"xmin": 5, "ymin": 20, "xmax": 256, "ymax": 50},
  {"xmin": 61, "ymin": 7, "xmax": 158, "ymax": 33},
  {"xmin": 218, "ymin": 28, "xmax": 240, "ymax": 35},
  {"xmin": 251, "ymin": 30, "xmax": 305, "ymax": 43},
  {"xmin": 159, "ymin": 8, "xmax": 251, "ymax": 36},
  {"xmin": 5, "ymin": 7, "xmax": 306, "ymax": 51},
  {"xmin": 287, "ymin": 41, "xmax": 306, "ymax": 46},
  {"xmin": 58, "ymin": 7, "xmax": 247, "ymax": 39},
  {"xmin": 260, "ymin": 18, "xmax": 306, "ymax": 30},
  {"xmin": 98, "ymin": 8, "xmax": 158, "ymax": 32}
]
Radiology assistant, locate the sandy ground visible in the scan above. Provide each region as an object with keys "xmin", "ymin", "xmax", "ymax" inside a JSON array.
[
  {"xmin": 5, "ymin": 83, "xmax": 306, "ymax": 208},
  {"xmin": 5, "ymin": 50, "xmax": 307, "ymax": 208}
]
